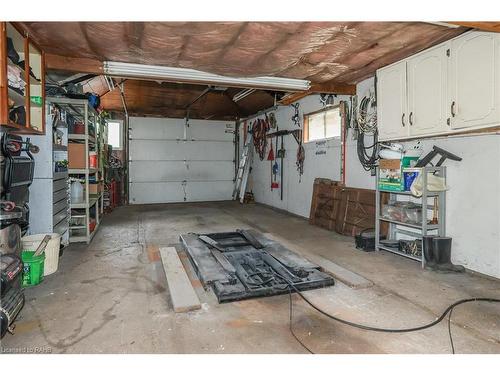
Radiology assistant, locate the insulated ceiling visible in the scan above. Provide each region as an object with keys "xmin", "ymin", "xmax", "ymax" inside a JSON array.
[{"xmin": 21, "ymin": 22, "xmax": 467, "ymax": 119}]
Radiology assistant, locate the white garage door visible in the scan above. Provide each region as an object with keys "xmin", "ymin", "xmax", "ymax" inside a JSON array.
[{"xmin": 129, "ymin": 117, "xmax": 235, "ymax": 204}]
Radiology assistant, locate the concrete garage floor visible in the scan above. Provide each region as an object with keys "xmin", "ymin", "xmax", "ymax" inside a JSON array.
[{"xmin": 3, "ymin": 202, "xmax": 500, "ymax": 354}]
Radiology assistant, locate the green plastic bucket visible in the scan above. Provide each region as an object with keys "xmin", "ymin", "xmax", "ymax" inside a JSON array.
[{"xmin": 22, "ymin": 251, "xmax": 45, "ymax": 287}]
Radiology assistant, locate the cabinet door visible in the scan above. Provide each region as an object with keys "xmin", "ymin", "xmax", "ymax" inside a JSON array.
[
  {"xmin": 376, "ymin": 61, "xmax": 408, "ymax": 141},
  {"xmin": 407, "ymin": 43, "xmax": 449, "ymax": 136},
  {"xmin": 449, "ymin": 32, "xmax": 500, "ymax": 130}
]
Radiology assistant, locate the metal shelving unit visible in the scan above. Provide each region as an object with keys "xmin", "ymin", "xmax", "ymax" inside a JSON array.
[
  {"xmin": 50, "ymin": 98, "xmax": 104, "ymax": 244},
  {"xmin": 28, "ymin": 99, "xmax": 71, "ymax": 246},
  {"xmin": 375, "ymin": 166, "xmax": 446, "ymax": 267}
]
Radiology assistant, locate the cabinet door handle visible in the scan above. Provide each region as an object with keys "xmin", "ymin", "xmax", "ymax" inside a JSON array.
[
  {"xmin": 451, "ymin": 101, "xmax": 456, "ymax": 117},
  {"xmin": 401, "ymin": 113, "xmax": 405, "ymax": 127},
  {"xmin": 409, "ymin": 112, "xmax": 413, "ymax": 126}
]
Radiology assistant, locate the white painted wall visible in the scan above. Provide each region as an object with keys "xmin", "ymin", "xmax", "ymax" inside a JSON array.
[
  {"xmin": 360, "ymin": 77, "xmax": 500, "ymax": 279},
  {"xmin": 243, "ymin": 92, "xmax": 375, "ymax": 219},
  {"xmin": 244, "ymin": 76, "xmax": 500, "ymax": 279}
]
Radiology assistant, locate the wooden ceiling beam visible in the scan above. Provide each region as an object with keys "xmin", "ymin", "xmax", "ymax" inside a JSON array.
[
  {"xmin": 279, "ymin": 82, "xmax": 356, "ymax": 105},
  {"xmin": 45, "ymin": 53, "xmax": 103, "ymax": 75},
  {"xmin": 447, "ymin": 22, "xmax": 500, "ymax": 33}
]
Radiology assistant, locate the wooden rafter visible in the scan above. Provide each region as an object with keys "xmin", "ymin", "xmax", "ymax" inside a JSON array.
[
  {"xmin": 448, "ymin": 22, "xmax": 500, "ymax": 33},
  {"xmin": 279, "ymin": 83, "xmax": 356, "ymax": 105},
  {"xmin": 45, "ymin": 54, "xmax": 103, "ymax": 75}
]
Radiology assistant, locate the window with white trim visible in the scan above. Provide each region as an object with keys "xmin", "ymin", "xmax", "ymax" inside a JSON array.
[{"xmin": 303, "ymin": 106, "xmax": 341, "ymax": 143}]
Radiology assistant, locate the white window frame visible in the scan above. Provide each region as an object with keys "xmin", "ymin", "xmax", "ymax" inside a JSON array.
[
  {"xmin": 303, "ymin": 105, "xmax": 341, "ymax": 143},
  {"xmin": 106, "ymin": 119, "xmax": 124, "ymax": 151}
]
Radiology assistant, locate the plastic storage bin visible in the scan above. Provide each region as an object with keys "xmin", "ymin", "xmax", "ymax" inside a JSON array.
[
  {"xmin": 381, "ymin": 201, "xmax": 423, "ymax": 224},
  {"xmin": 22, "ymin": 233, "xmax": 61, "ymax": 276}
]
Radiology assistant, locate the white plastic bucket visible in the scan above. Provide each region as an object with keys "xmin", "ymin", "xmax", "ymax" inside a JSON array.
[{"xmin": 22, "ymin": 233, "xmax": 61, "ymax": 276}]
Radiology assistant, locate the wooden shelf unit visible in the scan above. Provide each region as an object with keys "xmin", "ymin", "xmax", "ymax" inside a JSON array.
[{"xmin": 0, "ymin": 22, "xmax": 46, "ymax": 134}]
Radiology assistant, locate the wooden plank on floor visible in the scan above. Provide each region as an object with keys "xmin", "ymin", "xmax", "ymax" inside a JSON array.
[
  {"xmin": 159, "ymin": 247, "xmax": 201, "ymax": 313},
  {"xmin": 263, "ymin": 233, "xmax": 373, "ymax": 290}
]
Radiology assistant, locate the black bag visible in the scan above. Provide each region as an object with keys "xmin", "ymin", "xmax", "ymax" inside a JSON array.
[
  {"xmin": 9, "ymin": 106, "xmax": 26, "ymax": 126},
  {"xmin": 7, "ymin": 37, "xmax": 19, "ymax": 64}
]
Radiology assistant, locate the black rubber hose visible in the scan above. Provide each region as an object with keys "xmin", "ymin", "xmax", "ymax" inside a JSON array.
[{"xmin": 274, "ymin": 273, "xmax": 500, "ymax": 333}]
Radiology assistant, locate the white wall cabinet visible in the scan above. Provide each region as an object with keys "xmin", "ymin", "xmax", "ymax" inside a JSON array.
[
  {"xmin": 376, "ymin": 61, "xmax": 408, "ymax": 141},
  {"xmin": 449, "ymin": 32, "xmax": 500, "ymax": 130},
  {"xmin": 407, "ymin": 43, "xmax": 450, "ymax": 137},
  {"xmin": 377, "ymin": 31, "xmax": 500, "ymax": 141}
]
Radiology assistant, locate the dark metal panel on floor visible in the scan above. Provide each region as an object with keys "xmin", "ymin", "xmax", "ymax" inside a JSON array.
[{"xmin": 180, "ymin": 229, "xmax": 335, "ymax": 303}]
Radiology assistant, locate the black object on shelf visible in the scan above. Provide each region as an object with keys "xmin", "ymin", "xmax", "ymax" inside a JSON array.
[
  {"xmin": 6, "ymin": 37, "xmax": 19, "ymax": 64},
  {"xmin": 415, "ymin": 146, "xmax": 462, "ymax": 167},
  {"xmin": 8, "ymin": 106, "xmax": 26, "ymax": 126},
  {"xmin": 399, "ymin": 239, "xmax": 422, "ymax": 258},
  {"xmin": 355, "ymin": 229, "xmax": 385, "ymax": 252},
  {"xmin": 380, "ymin": 239, "xmax": 399, "ymax": 248}
]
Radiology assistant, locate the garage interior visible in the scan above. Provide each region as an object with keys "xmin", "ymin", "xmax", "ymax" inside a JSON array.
[{"xmin": 1, "ymin": 18, "xmax": 500, "ymax": 356}]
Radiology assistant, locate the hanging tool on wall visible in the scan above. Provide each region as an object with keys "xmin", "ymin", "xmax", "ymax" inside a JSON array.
[
  {"xmin": 272, "ymin": 161, "xmax": 279, "ymax": 190},
  {"xmin": 339, "ymin": 101, "xmax": 349, "ymax": 185},
  {"xmin": 252, "ymin": 117, "xmax": 270, "ymax": 161},
  {"xmin": 278, "ymin": 135, "xmax": 285, "ymax": 200},
  {"xmin": 291, "ymin": 103, "xmax": 301, "ymax": 128},
  {"xmin": 354, "ymin": 92, "xmax": 379, "ymax": 172},
  {"xmin": 267, "ymin": 128, "xmax": 304, "ymax": 188},
  {"xmin": 267, "ymin": 139, "xmax": 275, "ymax": 190},
  {"xmin": 268, "ymin": 112, "xmax": 277, "ymax": 129},
  {"xmin": 271, "ymin": 134, "xmax": 280, "ymax": 190},
  {"xmin": 296, "ymin": 142, "xmax": 305, "ymax": 181}
]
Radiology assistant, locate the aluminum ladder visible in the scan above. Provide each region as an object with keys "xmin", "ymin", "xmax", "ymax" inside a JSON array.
[{"xmin": 233, "ymin": 132, "xmax": 253, "ymax": 203}]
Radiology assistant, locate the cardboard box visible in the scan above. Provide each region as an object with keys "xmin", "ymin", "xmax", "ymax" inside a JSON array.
[
  {"xmin": 379, "ymin": 159, "xmax": 401, "ymax": 170},
  {"xmin": 88, "ymin": 183, "xmax": 99, "ymax": 195},
  {"xmin": 88, "ymin": 181, "xmax": 103, "ymax": 195},
  {"xmin": 68, "ymin": 143, "xmax": 86, "ymax": 169},
  {"xmin": 378, "ymin": 157, "xmax": 419, "ymax": 191}
]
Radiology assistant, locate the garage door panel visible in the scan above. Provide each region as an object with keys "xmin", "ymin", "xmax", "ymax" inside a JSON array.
[
  {"xmin": 129, "ymin": 117, "xmax": 235, "ymax": 204},
  {"xmin": 130, "ymin": 117, "xmax": 235, "ymax": 141},
  {"xmin": 130, "ymin": 181, "xmax": 232, "ymax": 204},
  {"xmin": 187, "ymin": 120, "xmax": 235, "ymax": 141},
  {"xmin": 130, "ymin": 140, "xmax": 233, "ymax": 161},
  {"xmin": 130, "ymin": 161, "xmax": 234, "ymax": 182},
  {"xmin": 130, "ymin": 182, "xmax": 186, "ymax": 204},
  {"xmin": 186, "ymin": 181, "xmax": 234, "ymax": 202},
  {"xmin": 129, "ymin": 117, "xmax": 184, "ymax": 139}
]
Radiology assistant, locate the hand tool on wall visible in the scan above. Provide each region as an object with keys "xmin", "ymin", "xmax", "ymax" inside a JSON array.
[
  {"xmin": 267, "ymin": 141, "xmax": 275, "ymax": 190},
  {"xmin": 279, "ymin": 135, "xmax": 285, "ymax": 200},
  {"xmin": 267, "ymin": 128, "xmax": 304, "ymax": 185},
  {"xmin": 291, "ymin": 103, "xmax": 301, "ymax": 127},
  {"xmin": 271, "ymin": 134, "xmax": 279, "ymax": 190}
]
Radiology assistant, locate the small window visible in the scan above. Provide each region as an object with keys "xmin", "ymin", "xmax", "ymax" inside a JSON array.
[
  {"xmin": 303, "ymin": 106, "xmax": 341, "ymax": 143},
  {"xmin": 106, "ymin": 120, "xmax": 123, "ymax": 150}
]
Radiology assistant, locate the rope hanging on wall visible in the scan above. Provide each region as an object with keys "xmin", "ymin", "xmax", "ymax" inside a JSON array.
[{"xmin": 252, "ymin": 117, "xmax": 270, "ymax": 161}]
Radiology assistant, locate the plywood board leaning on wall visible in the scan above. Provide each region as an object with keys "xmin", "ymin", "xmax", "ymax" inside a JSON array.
[
  {"xmin": 309, "ymin": 178, "xmax": 388, "ymax": 236},
  {"xmin": 309, "ymin": 178, "xmax": 342, "ymax": 230}
]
